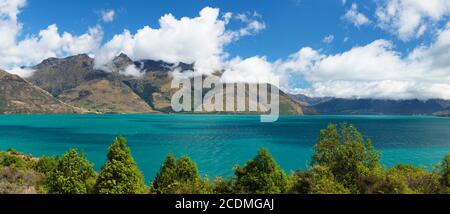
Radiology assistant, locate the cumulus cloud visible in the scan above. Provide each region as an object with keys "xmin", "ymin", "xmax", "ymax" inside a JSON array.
[
  {"xmin": 343, "ymin": 3, "xmax": 371, "ymax": 27},
  {"xmin": 280, "ymin": 23, "xmax": 450, "ymax": 99},
  {"xmin": 101, "ymin": 9, "xmax": 115, "ymax": 23},
  {"xmin": 0, "ymin": 0, "xmax": 103, "ymax": 76},
  {"xmin": 221, "ymin": 56, "xmax": 279, "ymax": 85},
  {"xmin": 94, "ymin": 7, "xmax": 265, "ymax": 75},
  {"xmin": 376, "ymin": 0, "xmax": 450, "ymax": 41}
]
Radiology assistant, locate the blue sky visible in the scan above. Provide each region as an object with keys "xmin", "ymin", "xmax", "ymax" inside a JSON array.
[
  {"xmin": 18, "ymin": 0, "xmax": 405, "ymax": 59},
  {"xmin": 2, "ymin": 0, "xmax": 450, "ymax": 99}
]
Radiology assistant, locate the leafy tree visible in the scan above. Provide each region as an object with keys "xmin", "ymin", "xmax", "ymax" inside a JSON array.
[
  {"xmin": 234, "ymin": 148, "xmax": 287, "ymax": 194},
  {"xmin": 437, "ymin": 153, "xmax": 450, "ymax": 191},
  {"xmin": 34, "ymin": 156, "xmax": 58, "ymax": 175},
  {"xmin": 312, "ymin": 123, "xmax": 380, "ymax": 192},
  {"xmin": 94, "ymin": 136, "xmax": 147, "ymax": 194},
  {"xmin": 152, "ymin": 154, "xmax": 209, "ymax": 194},
  {"xmin": 45, "ymin": 149, "xmax": 96, "ymax": 194}
]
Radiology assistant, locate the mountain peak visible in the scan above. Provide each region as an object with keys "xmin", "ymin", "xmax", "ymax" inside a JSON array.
[{"xmin": 113, "ymin": 53, "xmax": 133, "ymax": 66}]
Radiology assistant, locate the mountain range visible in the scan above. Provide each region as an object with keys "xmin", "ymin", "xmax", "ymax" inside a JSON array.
[
  {"xmin": 289, "ymin": 94, "xmax": 450, "ymax": 115},
  {"xmin": 0, "ymin": 54, "xmax": 305, "ymax": 115},
  {"xmin": 3, "ymin": 53, "xmax": 450, "ymax": 116}
]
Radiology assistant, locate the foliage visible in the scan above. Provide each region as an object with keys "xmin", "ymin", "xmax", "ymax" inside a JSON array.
[
  {"xmin": 94, "ymin": 136, "xmax": 147, "ymax": 194},
  {"xmin": 211, "ymin": 177, "xmax": 235, "ymax": 194},
  {"xmin": 436, "ymin": 153, "xmax": 450, "ymax": 191},
  {"xmin": 386, "ymin": 164, "xmax": 441, "ymax": 194},
  {"xmin": 0, "ymin": 151, "xmax": 29, "ymax": 170},
  {"xmin": 151, "ymin": 154, "xmax": 209, "ymax": 194},
  {"xmin": 233, "ymin": 148, "xmax": 287, "ymax": 194},
  {"xmin": 287, "ymin": 165, "xmax": 350, "ymax": 194},
  {"xmin": 356, "ymin": 164, "xmax": 410, "ymax": 194},
  {"xmin": 0, "ymin": 151, "xmax": 45, "ymax": 194},
  {"xmin": 312, "ymin": 123, "xmax": 380, "ymax": 193},
  {"xmin": 45, "ymin": 149, "xmax": 96, "ymax": 194},
  {"xmin": 34, "ymin": 156, "xmax": 58, "ymax": 175},
  {"xmin": 2, "ymin": 129, "xmax": 450, "ymax": 195}
]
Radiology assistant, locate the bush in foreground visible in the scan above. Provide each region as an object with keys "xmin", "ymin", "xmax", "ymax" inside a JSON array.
[
  {"xmin": 151, "ymin": 154, "xmax": 209, "ymax": 194},
  {"xmin": 233, "ymin": 148, "xmax": 287, "ymax": 194},
  {"xmin": 94, "ymin": 136, "xmax": 147, "ymax": 194},
  {"xmin": 2, "ymin": 123, "xmax": 450, "ymax": 195},
  {"xmin": 45, "ymin": 149, "xmax": 96, "ymax": 194}
]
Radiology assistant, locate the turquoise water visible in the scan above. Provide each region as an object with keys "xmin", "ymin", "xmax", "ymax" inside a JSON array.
[{"xmin": 0, "ymin": 114, "xmax": 449, "ymax": 182}]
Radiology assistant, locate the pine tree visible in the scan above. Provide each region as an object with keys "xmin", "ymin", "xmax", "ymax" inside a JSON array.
[
  {"xmin": 234, "ymin": 148, "xmax": 287, "ymax": 194},
  {"xmin": 94, "ymin": 136, "xmax": 147, "ymax": 194},
  {"xmin": 152, "ymin": 155, "xmax": 207, "ymax": 194}
]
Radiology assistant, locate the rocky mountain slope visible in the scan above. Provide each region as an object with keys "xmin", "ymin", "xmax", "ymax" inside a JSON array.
[
  {"xmin": 58, "ymin": 79, "xmax": 154, "ymax": 113},
  {"xmin": 0, "ymin": 54, "xmax": 306, "ymax": 115},
  {"xmin": 0, "ymin": 69, "xmax": 82, "ymax": 114}
]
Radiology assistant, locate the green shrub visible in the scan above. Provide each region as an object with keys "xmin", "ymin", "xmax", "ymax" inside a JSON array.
[
  {"xmin": 0, "ymin": 151, "xmax": 28, "ymax": 170},
  {"xmin": 45, "ymin": 149, "xmax": 96, "ymax": 194},
  {"xmin": 288, "ymin": 165, "xmax": 350, "ymax": 194},
  {"xmin": 34, "ymin": 156, "xmax": 58, "ymax": 175}
]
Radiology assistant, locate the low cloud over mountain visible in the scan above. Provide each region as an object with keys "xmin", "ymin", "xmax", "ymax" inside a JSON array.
[{"xmin": 1, "ymin": 0, "xmax": 450, "ymax": 100}]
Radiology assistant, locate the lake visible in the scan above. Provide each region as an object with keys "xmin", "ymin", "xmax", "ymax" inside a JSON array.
[{"xmin": 0, "ymin": 114, "xmax": 449, "ymax": 182}]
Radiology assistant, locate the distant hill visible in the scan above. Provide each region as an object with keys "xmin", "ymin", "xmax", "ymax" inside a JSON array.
[
  {"xmin": 0, "ymin": 69, "xmax": 82, "ymax": 114},
  {"xmin": 290, "ymin": 94, "xmax": 450, "ymax": 115},
  {"xmin": 0, "ymin": 53, "xmax": 306, "ymax": 115}
]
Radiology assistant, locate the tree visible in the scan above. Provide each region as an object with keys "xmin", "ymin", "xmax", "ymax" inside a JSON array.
[
  {"xmin": 436, "ymin": 153, "xmax": 450, "ymax": 192},
  {"xmin": 234, "ymin": 148, "xmax": 287, "ymax": 194},
  {"xmin": 312, "ymin": 123, "xmax": 380, "ymax": 193},
  {"xmin": 45, "ymin": 149, "xmax": 96, "ymax": 194},
  {"xmin": 34, "ymin": 156, "xmax": 58, "ymax": 175},
  {"xmin": 151, "ymin": 154, "xmax": 209, "ymax": 194},
  {"xmin": 94, "ymin": 136, "xmax": 147, "ymax": 194}
]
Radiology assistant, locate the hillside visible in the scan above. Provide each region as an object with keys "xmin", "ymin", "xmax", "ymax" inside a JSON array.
[
  {"xmin": 0, "ymin": 69, "xmax": 82, "ymax": 114},
  {"xmin": 290, "ymin": 94, "xmax": 450, "ymax": 115},
  {"xmin": 23, "ymin": 54, "xmax": 305, "ymax": 115},
  {"xmin": 58, "ymin": 79, "xmax": 154, "ymax": 113}
]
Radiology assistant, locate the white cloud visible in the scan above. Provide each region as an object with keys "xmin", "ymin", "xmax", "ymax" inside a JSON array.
[
  {"xmin": 120, "ymin": 64, "xmax": 145, "ymax": 77},
  {"xmin": 221, "ymin": 56, "xmax": 279, "ymax": 85},
  {"xmin": 343, "ymin": 3, "xmax": 371, "ymax": 27},
  {"xmin": 279, "ymin": 23, "xmax": 450, "ymax": 99},
  {"xmin": 7, "ymin": 67, "xmax": 35, "ymax": 78},
  {"xmin": 376, "ymin": 0, "xmax": 450, "ymax": 41},
  {"xmin": 101, "ymin": 9, "xmax": 115, "ymax": 23},
  {"xmin": 0, "ymin": 0, "xmax": 103, "ymax": 76},
  {"xmin": 322, "ymin": 34, "xmax": 334, "ymax": 44},
  {"xmin": 94, "ymin": 7, "xmax": 265, "ymax": 75}
]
